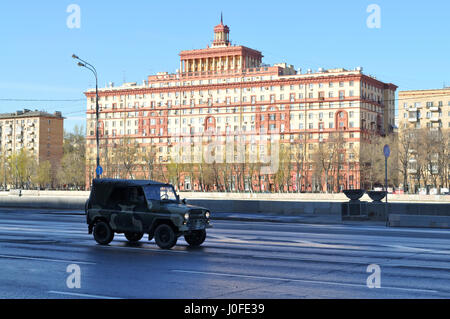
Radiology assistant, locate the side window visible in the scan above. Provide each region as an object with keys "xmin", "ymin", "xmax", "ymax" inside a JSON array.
[
  {"xmin": 107, "ymin": 187, "xmax": 128, "ymax": 209},
  {"xmin": 107, "ymin": 186, "xmax": 146, "ymax": 210},
  {"xmin": 128, "ymin": 187, "xmax": 146, "ymax": 209}
]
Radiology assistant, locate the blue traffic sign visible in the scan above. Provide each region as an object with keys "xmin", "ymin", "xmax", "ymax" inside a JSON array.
[
  {"xmin": 383, "ymin": 144, "xmax": 390, "ymax": 158},
  {"xmin": 96, "ymin": 165, "xmax": 103, "ymax": 176}
]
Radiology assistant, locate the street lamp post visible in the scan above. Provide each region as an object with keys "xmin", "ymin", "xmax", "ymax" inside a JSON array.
[{"xmin": 72, "ymin": 54, "xmax": 100, "ymax": 179}]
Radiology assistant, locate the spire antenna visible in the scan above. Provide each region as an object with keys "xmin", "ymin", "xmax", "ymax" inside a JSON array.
[{"xmin": 221, "ymin": 12, "xmax": 223, "ymax": 24}]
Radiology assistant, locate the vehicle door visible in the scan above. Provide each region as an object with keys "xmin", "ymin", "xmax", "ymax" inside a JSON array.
[
  {"xmin": 128, "ymin": 186, "xmax": 151, "ymax": 233},
  {"xmin": 107, "ymin": 186, "xmax": 139, "ymax": 232}
]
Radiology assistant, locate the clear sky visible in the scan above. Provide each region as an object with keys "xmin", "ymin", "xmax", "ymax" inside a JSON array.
[{"xmin": 0, "ymin": 0, "xmax": 449, "ymax": 134}]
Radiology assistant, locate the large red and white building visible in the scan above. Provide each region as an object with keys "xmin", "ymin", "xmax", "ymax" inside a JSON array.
[{"xmin": 84, "ymin": 18, "xmax": 397, "ymax": 191}]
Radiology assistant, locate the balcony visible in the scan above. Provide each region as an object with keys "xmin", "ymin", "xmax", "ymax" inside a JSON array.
[
  {"xmin": 430, "ymin": 106, "xmax": 440, "ymax": 112},
  {"xmin": 407, "ymin": 168, "xmax": 417, "ymax": 174},
  {"xmin": 408, "ymin": 117, "xmax": 418, "ymax": 122},
  {"xmin": 430, "ymin": 117, "xmax": 440, "ymax": 122}
]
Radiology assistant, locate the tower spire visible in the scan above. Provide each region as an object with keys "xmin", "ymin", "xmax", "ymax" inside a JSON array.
[{"xmin": 221, "ymin": 12, "xmax": 223, "ymax": 24}]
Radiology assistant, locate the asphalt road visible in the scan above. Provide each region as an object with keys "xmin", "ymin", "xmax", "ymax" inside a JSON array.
[{"xmin": 0, "ymin": 208, "xmax": 449, "ymax": 299}]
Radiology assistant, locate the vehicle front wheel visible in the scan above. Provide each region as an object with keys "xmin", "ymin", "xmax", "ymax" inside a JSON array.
[
  {"xmin": 154, "ymin": 224, "xmax": 177, "ymax": 249},
  {"xmin": 184, "ymin": 229, "xmax": 206, "ymax": 247},
  {"xmin": 125, "ymin": 232, "xmax": 144, "ymax": 242},
  {"xmin": 93, "ymin": 221, "xmax": 114, "ymax": 245}
]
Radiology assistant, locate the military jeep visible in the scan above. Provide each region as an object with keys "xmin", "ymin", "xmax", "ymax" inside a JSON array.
[{"xmin": 85, "ymin": 179, "xmax": 212, "ymax": 249}]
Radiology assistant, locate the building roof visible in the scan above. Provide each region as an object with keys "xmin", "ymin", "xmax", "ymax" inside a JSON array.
[{"xmin": 0, "ymin": 109, "xmax": 64, "ymax": 120}]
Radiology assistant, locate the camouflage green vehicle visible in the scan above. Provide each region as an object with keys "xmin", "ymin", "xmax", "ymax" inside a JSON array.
[{"xmin": 85, "ymin": 179, "xmax": 212, "ymax": 249}]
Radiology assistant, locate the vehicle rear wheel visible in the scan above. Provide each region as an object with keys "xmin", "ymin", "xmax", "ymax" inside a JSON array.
[
  {"xmin": 154, "ymin": 224, "xmax": 177, "ymax": 249},
  {"xmin": 184, "ymin": 229, "xmax": 206, "ymax": 247},
  {"xmin": 124, "ymin": 232, "xmax": 144, "ymax": 242},
  {"xmin": 93, "ymin": 221, "xmax": 114, "ymax": 245}
]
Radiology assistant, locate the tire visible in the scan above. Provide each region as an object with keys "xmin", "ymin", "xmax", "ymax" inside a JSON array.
[
  {"xmin": 154, "ymin": 224, "xmax": 177, "ymax": 249},
  {"xmin": 124, "ymin": 232, "xmax": 144, "ymax": 242},
  {"xmin": 184, "ymin": 229, "xmax": 206, "ymax": 247},
  {"xmin": 93, "ymin": 221, "xmax": 114, "ymax": 245}
]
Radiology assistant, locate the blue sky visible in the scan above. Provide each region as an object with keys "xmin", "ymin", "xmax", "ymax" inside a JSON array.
[{"xmin": 0, "ymin": 0, "xmax": 449, "ymax": 133}]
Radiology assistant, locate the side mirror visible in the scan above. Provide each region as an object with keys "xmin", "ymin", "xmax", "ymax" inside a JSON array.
[{"xmin": 182, "ymin": 198, "xmax": 187, "ymax": 204}]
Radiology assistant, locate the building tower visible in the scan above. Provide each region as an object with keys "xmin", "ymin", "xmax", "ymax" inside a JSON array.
[{"xmin": 212, "ymin": 13, "xmax": 230, "ymax": 48}]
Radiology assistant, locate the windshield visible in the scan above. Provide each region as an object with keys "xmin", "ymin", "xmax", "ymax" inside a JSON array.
[{"xmin": 143, "ymin": 185, "xmax": 179, "ymax": 202}]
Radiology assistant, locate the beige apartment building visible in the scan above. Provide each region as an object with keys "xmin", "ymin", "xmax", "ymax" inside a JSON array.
[
  {"xmin": 84, "ymin": 19, "xmax": 397, "ymax": 192},
  {"xmin": 398, "ymin": 88, "xmax": 450, "ymax": 192},
  {"xmin": 0, "ymin": 109, "xmax": 64, "ymax": 185},
  {"xmin": 399, "ymin": 88, "xmax": 450, "ymax": 130}
]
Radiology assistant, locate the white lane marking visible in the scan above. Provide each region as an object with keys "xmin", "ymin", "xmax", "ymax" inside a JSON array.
[
  {"xmin": 172, "ymin": 270, "xmax": 440, "ymax": 294},
  {"xmin": 386, "ymin": 245, "xmax": 450, "ymax": 255},
  {"xmin": 214, "ymin": 219, "xmax": 450, "ymax": 234},
  {"xmin": 209, "ymin": 233, "xmax": 450, "ymax": 255},
  {"xmin": 0, "ymin": 254, "xmax": 96, "ymax": 265},
  {"xmin": 208, "ymin": 234, "xmax": 362, "ymax": 250},
  {"xmin": 48, "ymin": 291, "xmax": 122, "ymax": 299},
  {"xmin": 0, "ymin": 226, "xmax": 87, "ymax": 234}
]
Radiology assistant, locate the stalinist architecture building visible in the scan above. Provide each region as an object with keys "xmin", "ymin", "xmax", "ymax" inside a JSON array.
[{"xmin": 84, "ymin": 18, "xmax": 397, "ymax": 192}]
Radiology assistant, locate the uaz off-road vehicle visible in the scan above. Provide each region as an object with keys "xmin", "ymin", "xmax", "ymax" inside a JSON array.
[{"xmin": 85, "ymin": 179, "xmax": 212, "ymax": 249}]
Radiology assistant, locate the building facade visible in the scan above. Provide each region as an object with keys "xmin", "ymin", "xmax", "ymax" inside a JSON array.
[
  {"xmin": 0, "ymin": 109, "xmax": 64, "ymax": 187},
  {"xmin": 85, "ymin": 19, "xmax": 397, "ymax": 191},
  {"xmin": 399, "ymin": 88, "xmax": 450, "ymax": 131},
  {"xmin": 398, "ymin": 88, "xmax": 450, "ymax": 193}
]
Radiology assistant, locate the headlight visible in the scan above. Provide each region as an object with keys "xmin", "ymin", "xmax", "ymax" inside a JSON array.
[
  {"xmin": 184, "ymin": 212, "xmax": 190, "ymax": 220},
  {"xmin": 205, "ymin": 211, "xmax": 210, "ymax": 219}
]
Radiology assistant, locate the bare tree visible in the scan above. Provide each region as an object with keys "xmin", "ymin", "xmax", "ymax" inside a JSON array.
[
  {"xmin": 141, "ymin": 144, "xmax": 158, "ymax": 180},
  {"xmin": 114, "ymin": 137, "xmax": 139, "ymax": 179},
  {"xmin": 397, "ymin": 128, "xmax": 415, "ymax": 193}
]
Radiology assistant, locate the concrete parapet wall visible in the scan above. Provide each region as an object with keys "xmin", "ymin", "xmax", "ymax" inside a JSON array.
[
  {"xmin": 0, "ymin": 196, "xmax": 87, "ymax": 210},
  {"xmin": 0, "ymin": 191, "xmax": 448, "ymax": 228},
  {"xmin": 389, "ymin": 214, "xmax": 450, "ymax": 229},
  {"xmin": 186, "ymin": 199, "xmax": 342, "ymax": 215},
  {"xmin": 1, "ymin": 190, "xmax": 449, "ymax": 203}
]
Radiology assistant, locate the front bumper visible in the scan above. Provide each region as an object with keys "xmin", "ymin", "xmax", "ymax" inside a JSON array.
[{"xmin": 180, "ymin": 219, "xmax": 212, "ymax": 231}]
